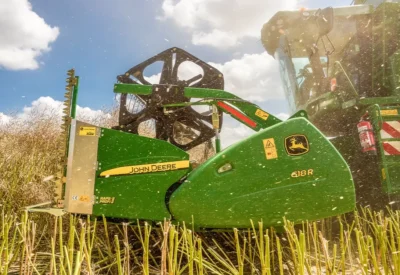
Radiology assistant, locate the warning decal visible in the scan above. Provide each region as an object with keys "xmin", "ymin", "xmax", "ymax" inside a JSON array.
[
  {"xmin": 255, "ymin": 109, "xmax": 270, "ymax": 120},
  {"xmin": 263, "ymin": 138, "xmax": 278, "ymax": 160},
  {"xmin": 79, "ymin": 195, "xmax": 90, "ymax": 203},
  {"xmin": 383, "ymin": 141, "xmax": 400, "ymax": 155},
  {"xmin": 79, "ymin": 127, "xmax": 97, "ymax": 136},
  {"xmin": 380, "ymin": 121, "xmax": 400, "ymax": 139}
]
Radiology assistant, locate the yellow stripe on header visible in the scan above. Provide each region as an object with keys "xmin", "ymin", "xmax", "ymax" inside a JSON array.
[
  {"xmin": 381, "ymin": 109, "xmax": 398, "ymax": 116},
  {"xmin": 100, "ymin": 160, "xmax": 190, "ymax": 177}
]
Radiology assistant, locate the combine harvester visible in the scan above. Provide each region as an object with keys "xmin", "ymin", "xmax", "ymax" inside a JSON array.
[
  {"xmin": 262, "ymin": 0, "xmax": 400, "ymax": 209},
  {"xmin": 28, "ymin": 0, "xmax": 400, "ymax": 229}
]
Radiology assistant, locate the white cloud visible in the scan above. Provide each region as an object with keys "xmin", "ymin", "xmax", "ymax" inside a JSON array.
[
  {"xmin": 0, "ymin": 112, "xmax": 11, "ymax": 125},
  {"xmin": 1, "ymin": 97, "xmax": 111, "ymax": 127},
  {"xmin": 77, "ymin": 106, "xmax": 111, "ymax": 124},
  {"xmin": 0, "ymin": 0, "xmax": 59, "ymax": 70},
  {"xmin": 210, "ymin": 52, "xmax": 283, "ymax": 102},
  {"xmin": 276, "ymin": 112, "xmax": 289, "ymax": 120},
  {"xmin": 220, "ymin": 121, "xmax": 253, "ymax": 148},
  {"xmin": 159, "ymin": 0, "xmax": 297, "ymax": 49},
  {"xmin": 144, "ymin": 73, "xmax": 161, "ymax": 84},
  {"xmin": 143, "ymin": 60, "xmax": 207, "ymax": 85},
  {"xmin": 18, "ymin": 96, "xmax": 63, "ymax": 121},
  {"xmin": 192, "ymin": 29, "xmax": 239, "ymax": 49},
  {"xmin": 220, "ymin": 110, "xmax": 289, "ymax": 148}
]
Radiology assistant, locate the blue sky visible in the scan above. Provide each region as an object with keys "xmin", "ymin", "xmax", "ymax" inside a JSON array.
[{"xmin": 0, "ymin": 0, "xmax": 352, "ymax": 145}]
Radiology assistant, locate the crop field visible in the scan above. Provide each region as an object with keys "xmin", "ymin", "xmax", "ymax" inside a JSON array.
[{"xmin": 1, "ymin": 111, "xmax": 400, "ymax": 275}]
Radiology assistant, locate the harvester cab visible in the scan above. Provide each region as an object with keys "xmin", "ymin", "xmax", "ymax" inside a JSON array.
[
  {"xmin": 27, "ymin": 47, "xmax": 356, "ymax": 230},
  {"xmin": 262, "ymin": 0, "xmax": 400, "ymax": 208}
]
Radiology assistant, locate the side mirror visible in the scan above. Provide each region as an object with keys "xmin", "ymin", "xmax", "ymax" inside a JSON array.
[{"xmin": 317, "ymin": 7, "xmax": 334, "ymax": 37}]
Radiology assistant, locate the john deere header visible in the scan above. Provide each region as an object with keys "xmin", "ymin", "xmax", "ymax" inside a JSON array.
[{"xmin": 28, "ymin": 47, "xmax": 356, "ymax": 229}]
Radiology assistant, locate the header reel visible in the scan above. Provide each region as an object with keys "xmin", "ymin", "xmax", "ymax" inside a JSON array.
[{"xmin": 115, "ymin": 47, "xmax": 224, "ymax": 150}]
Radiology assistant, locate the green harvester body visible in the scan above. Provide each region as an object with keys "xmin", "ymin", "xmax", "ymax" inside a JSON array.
[
  {"xmin": 36, "ymin": 1, "xmax": 400, "ymax": 227},
  {"xmin": 262, "ymin": 0, "xmax": 400, "ymax": 208},
  {"xmin": 59, "ymin": 81, "xmax": 355, "ymax": 229}
]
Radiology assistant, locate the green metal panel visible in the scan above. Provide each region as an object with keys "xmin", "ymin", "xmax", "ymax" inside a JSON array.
[
  {"xmin": 372, "ymin": 2, "xmax": 400, "ymax": 95},
  {"xmin": 359, "ymin": 97, "xmax": 400, "ymax": 105},
  {"xmin": 385, "ymin": 165, "xmax": 400, "ymax": 193},
  {"xmin": 113, "ymin": 83, "xmax": 152, "ymax": 95},
  {"xmin": 92, "ymin": 128, "xmax": 190, "ymax": 221},
  {"xmin": 71, "ymin": 76, "xmax": 79, "ymax": 119},
  {"xmin": 389, "ymin": 50, "xmax": 400, "ymax": 96},
  {"xmin": 369, "ymin": 105, "xmax": 400, "ymax": 194},
  {"xmin": 169, "ymin": 117, "xmax": 355, "ymax": 229}
]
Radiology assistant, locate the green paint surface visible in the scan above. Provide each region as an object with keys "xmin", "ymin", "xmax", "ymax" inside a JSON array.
[
  {"xmin": 92, "ymin": 128, "xmax": 190, "ymax": 221},
  {"xmin": 369, "ymin": 105, "xmax": 400, "ymax": 194},
  {"xmin": 169, "ymin": 118, "xmax": 355, "ymax": 229}
]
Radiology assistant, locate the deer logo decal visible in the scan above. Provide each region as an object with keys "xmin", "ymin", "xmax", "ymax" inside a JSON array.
[{"xmin": 285, "ymin": 135, "xmax": 309, "ymax": 156}]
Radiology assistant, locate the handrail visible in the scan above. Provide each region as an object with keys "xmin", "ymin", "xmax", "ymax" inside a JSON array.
[
  {"xmin": 369, "ymin": 104, "xmax": 383, "ymax": 130},
  {"xmin": 334, "ymin": 61, "xmax": 359, "ymax": 98}
]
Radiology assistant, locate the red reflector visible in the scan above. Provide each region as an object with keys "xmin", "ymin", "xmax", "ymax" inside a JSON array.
[
  {"xmin": 217, "ymin": 101, "xmax": 257, "ymax": 128},
  {"xmin": 330, "ymin": 78, "xmax": 337, "ymax": 92}
]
